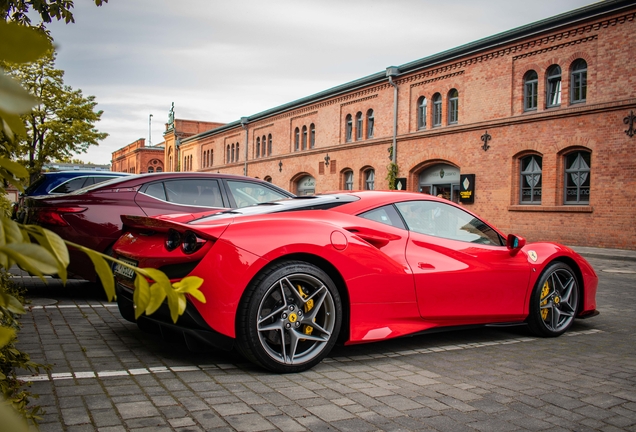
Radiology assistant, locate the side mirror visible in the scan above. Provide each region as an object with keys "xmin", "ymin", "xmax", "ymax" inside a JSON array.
[{"xmin": 506, "ymin": 234, "xmax": 526, "ymax": 255}]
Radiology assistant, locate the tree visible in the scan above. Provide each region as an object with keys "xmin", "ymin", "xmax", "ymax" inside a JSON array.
[
  {"xmin": 2, "ymin": 51, "xmax": 108, "ymax": 179},
  {"xmin": 1, "ymin": 1, "xmax": 108, "ymax": 27}
]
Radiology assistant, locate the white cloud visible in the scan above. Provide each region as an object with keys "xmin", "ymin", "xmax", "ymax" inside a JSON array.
[{"xmin": 43, "ymin": 0, "xmax": 599, "ymax": 165}]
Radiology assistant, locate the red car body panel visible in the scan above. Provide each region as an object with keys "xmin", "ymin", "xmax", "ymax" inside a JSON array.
[{"xmin": 113, "ymin": 191, "xmax": 598, "ymax": 347}]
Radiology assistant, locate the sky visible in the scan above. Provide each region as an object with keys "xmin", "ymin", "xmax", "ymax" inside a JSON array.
[{"xmin": 43, "ymin": 0, "xmax": 600, "ymax": 166}]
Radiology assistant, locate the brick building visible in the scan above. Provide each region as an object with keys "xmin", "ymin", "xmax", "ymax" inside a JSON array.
[
  {"xmin": 111, "ymin": 138, "xmax": 164, "ymax": 174},
  {"xmin": 126, "ymin": 0, "xmax": 636, "ymax": 249}
]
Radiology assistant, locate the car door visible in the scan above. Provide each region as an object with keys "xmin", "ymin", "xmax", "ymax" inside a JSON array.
[
  {"xmin": 134, "ymin": 178, "xmax": 227, "ymax": 216},
  {"xmin": 395, "ymin": 200, "xmax": 531, "ymax": 324}
]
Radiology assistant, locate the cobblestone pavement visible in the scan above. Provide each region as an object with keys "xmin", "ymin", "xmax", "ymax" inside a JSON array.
[{"xmin": 11, "ymin": 255, "xmax": 636, "ymax": 432}]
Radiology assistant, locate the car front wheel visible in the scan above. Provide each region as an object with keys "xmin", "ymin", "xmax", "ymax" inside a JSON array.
[
  {"xmin": 236, "ymin": 261, "xmax": 342, "ymax": 373},
  {"xmin": 527, "ymin": 262, "xmax": 579, "ymax": 337}
]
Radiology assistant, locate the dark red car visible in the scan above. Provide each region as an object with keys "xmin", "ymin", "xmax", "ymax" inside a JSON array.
[{"xmin": 24, "ymin": 172, "xmax": 294, "ymax": 281}]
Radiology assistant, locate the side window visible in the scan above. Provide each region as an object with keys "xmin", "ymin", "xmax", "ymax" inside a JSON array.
[
  {"xmin": 520, "ymin": 155, "xmax": 542, "ymax": 204},
  {"xmin": 143, "ymin": 182, "xmax": 166, "ymax": 201},
  {"xmin": 524, "ymin": 70, "xmax": 538, "ymax": 111},
  {"xmin": 564, "ymin": 151, "xmax": 591, "ymax": 204},
  {"xmin": 395, "ymin": 201, "xmax": 503, "ymax": 245},
  {"xmin": 227, "ymin": 180, "xmax": 289, "ymax": 208},
  {"xmin": 358, "ymin": 205, "xmax": 406, "ymax": 229},
  {"xmin": 50, "ymin": 177, "xmax": 87, "ymax": 194},
  {"xmin": 546, "ymin": 65, "xmax": 562, "ymax": 108},
  {"xmin": 164, "ymin": 180, "xmax": 203, "ymax": 205}
]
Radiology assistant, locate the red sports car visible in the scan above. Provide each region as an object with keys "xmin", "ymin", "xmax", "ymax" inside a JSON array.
[
  {"xmin": 112, "ymin": 191, "xmax": 598, "ymax": 373},
  {"xmin": 24, "ymin": 172, "xmax": 293, "ymax": 282}
]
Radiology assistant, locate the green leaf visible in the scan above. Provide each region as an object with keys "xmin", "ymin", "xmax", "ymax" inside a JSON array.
[
  {"xmin": 0, "ymin": 243, "xmax": 58, "ymax": 277},
  {"xmin": 0, "ymin": 326, "xmax": 16, "ymax": 347},
  {"xmin": 0, "ymin": 158, "xmax": 29, "ymax": 181},
  {"xmin": 133, "ymin": 275, "xmax": 150, "ymax": 320},
  {"xmin": 85, "ymin": 250, "xmax": 115, "ymax": 301},
  {"xmin": 0, "ymin": 110, "xmax": 27, "ymax": 140},
  {"xmin": 0, "ymin": 73, "xmax": 39, "ymax": 115},
  {"xmin": 0, "ymin": 396, "xmax": 31, "ymax": 432},
  {"xmin": 0, "ymin": 21, "xmax": 52, "ymax": 64},
  {"xmin": 145, "ymin": 282, "xmax": 166, "ymax": 316},
  {"xmin": 0, "ymin": 293, "xmax": 26, "ymax": 314}
]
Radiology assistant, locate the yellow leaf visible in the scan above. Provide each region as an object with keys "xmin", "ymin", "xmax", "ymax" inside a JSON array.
[
  {"xmin": 145, "ymin": 282, "xmax": 166, "ymax": 316},
  {"xmin": 177, "ymin": 293, "xmax": 187, "ymax": 315},
  {"xmin": 27, "ymin": 225, "xmax": 69, "ymax": 282},
  {"xmin": 0, "ymin": 395, "xmax": 31, "ymax": 432},
  {"xmin": 86, "ymin": 250, "xmax": 115, "ymax": 301},
  {"xmin": 173, "ymin": 276, "xmax": 204, "ymax": 293},
  {"xmin": 0, "ymin": 243, "xmax": 58, "ymax": 277},
  {"xmin": 0, "ymin": 293, "xmax": 26, "ymax": 314},
  {"xmin": 0, "ymin": 21, "xmax": 52, "ymax": 64},
  {"xmin": 133, "ymin": 275, "xmax": 150, "ymax": 319}
]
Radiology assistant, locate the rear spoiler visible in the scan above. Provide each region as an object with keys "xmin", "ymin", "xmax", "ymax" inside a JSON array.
[{"xmin": 120, "ymin": 215, "xmax": 231, "ymax": 241}]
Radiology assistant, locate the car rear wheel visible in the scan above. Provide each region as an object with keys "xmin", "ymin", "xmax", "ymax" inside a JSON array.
[
  {"xmin": 527, "ymin": 262, "xmax": 579, "ymax": 337},
  {"xmin": 236, "ymin": 261, "xmax": 342, "ymax": 373}
]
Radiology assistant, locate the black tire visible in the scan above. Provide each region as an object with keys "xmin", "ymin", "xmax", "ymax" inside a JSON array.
[
  {"xmin": 527, "ymin": 262, "xmax": 579, "ymax": 337},
  {"xmin": 236, "ymin": 260, "xmax": 342, "ymax": 373}
]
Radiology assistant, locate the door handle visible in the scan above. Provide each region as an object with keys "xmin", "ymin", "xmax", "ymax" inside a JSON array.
[{"xmin": 418, "ymin": 262, "xmax": 435, "ymax": 269}]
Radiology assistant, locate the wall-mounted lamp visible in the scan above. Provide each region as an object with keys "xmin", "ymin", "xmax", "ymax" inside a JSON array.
[
  {"xmin": 481, "ymin": 131, "xmax": 491, "ymax": 151},
  {"xmin": 625, "ymin": 110, "xmax": 636, "ymax": 138},
  {"xmin": 278, "ymin": 160, "xmax": 283, "ymax": 172},
  {"xmin": 324, "ymin": 153, "xmax": 330, "ymax": 167}
]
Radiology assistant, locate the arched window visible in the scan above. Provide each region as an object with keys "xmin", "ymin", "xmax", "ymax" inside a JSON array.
[
  {"xmin": 236, "ymin": 143, "xmax": 239, "ymax": 162},
  {"xmin": 256, "ymin": 137, "xmax": 261, "ymax": 158},
  {"xmin": 366, "ymin": 110, "xmax": 374, "ymax": 139},
  {"xmin": 571, "ymin": 59, "xmax": 587, "ymax": 104},
  {"xmin": 264, "ymin": 176, "xmax": 272, "ymax": 183},
  {"xmin": 231, "ymin": 144, "xmax": 235, "ymax": 163},
  {"xmin": 302, "ymin": 125, "xmax": 307, "ymax": 150},
  {"xmin": 417, "ymin": 96, "xmax": 427, "ymax": 130},
  {"xmin": 262, "ymin": 135, "xmax": 266, "ymax": 157},
  {"xmin": 365, "ymin": 169, "xmax": 375, "ymax": 190},
  {"xmin": 520, "ymin": 155, "xmax": 542, "ymax": 204},
  {"xmin": 226, "ymin": 145, "xmax": 230, "ymax": 164},
  {"xmin": 432, "ymin": 93, "xmax": 442, "ymax": 127},
  {"xmin": 546, "ymin": 65, "xmax": 561, "ymax": 108},
  {"xmin": 294, "ymin": 127, "xmax": 300, "ymax": 151},
  {"xmin": 210, "ymin": 150, "xmax": 213, "ymax": 166},
  {"xmin": 148, "ymin": 167, "xmax": 154, "ymax": 173},
  {"xmin": 156, "ymin": 167, "xmax": 163, "ymax": 172},
  {"xmin": 310, "ymin": 124, "xmax": 315, "ymax": 148},
  {"xmin": 345, "ymin": 114, "xmax": 353, "ymax": 142},
  {"xmin": 344, "ymin": 170, "xmax": 353, "ymax": 190},
  {"xmin": 564, "ymin": 150, "xmax": 591, "ymax": 204},
  {"xmin": 356, "ymin": 112, "xmax": 363, "ymax": 140},
  {"xmin": 267, "ymin": 134, "xmax": 272, "ymax": 156},
  {"xmin": 524, "ymin": 70, "xmax": 538, "ymax": 111},
  {"xmin": 448, "ymin": 89, "xmax": 458, "ymax": 124}
]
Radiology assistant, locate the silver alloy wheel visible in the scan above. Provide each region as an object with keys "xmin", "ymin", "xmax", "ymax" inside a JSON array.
[
  {"xmin": 538, "ymin": 267, "xmax": 579, "ymax": 332},
  {"xmin": 256, "ymin": 273, "xmax": 336, "ymax": 365}
]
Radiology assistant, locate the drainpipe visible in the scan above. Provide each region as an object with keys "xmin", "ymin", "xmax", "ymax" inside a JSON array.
[
  {"xmin": 240, "ymin": 116, "xmax": 249, "ymax": 176},
  {"xmin": 386, "ymin": 66, "xmax": 400, "ymax": 165}
]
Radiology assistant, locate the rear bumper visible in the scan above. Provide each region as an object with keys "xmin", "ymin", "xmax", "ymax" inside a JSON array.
[{"xmin": 116, "ymin": 283, "xmax": 234, "ymax": 352}]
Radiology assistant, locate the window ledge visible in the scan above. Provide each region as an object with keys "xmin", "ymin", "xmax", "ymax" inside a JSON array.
[{"xmin": 508, "ymin": 205, "xmax": 593, "ymax": 213}]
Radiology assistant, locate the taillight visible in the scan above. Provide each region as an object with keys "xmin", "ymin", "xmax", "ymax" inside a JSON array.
[
  {"xmin": 164, "ymin": 229, "xmax": 206, "ymax": 254},
  {"xmin": 33, "ymin": 207, "xmax": 86, "ymax": 226}
]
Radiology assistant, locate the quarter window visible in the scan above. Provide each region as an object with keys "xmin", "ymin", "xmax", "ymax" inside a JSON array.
[
  {"xmin": 448, "ymin": 89, "xmax": 458, "ymax": 124},
  {"xmin": 520, "ymin": 155, "xmax": 542, "ymax": 204},
  {"xmin": 417, "ymin": 96, "xmax": 427, "ymax": 130},
  {"xmin": 524, "ymin": 70, "xmax": 538, "ymax": 111},
  {"xmin": 546, "ymin": 65, "xmax": 562, "ymax": 108},
  {"xmin": 432, "ymin": 93, "xmax": 442, "ymax": 127},
  {"xmin": 571, "ymin": 59, "xmax": 587, "ymax": 104},
  {"xmin": 564, "ymin": 151, "xmax": 591, "ymax": 204}
]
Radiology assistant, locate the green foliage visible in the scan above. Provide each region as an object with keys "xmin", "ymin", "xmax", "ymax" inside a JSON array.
[
  {"xmin": 1, "ymin": 50, "xmax": 109, "ymax": 179},
  {"xmin": 1, "ymin": 0, "xmax": 109, "ymax": 26},
  {"xmin": 386, "ymin": 162, "xmax": 398, "ymax": 190}
]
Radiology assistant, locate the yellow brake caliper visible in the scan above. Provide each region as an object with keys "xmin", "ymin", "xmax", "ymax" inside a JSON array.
[
  {"xmin": 297, "ymin": 285, "xmax": 314, "ymax": 336},
  {"xmin": 540, "ymin": 281, "xmax": 550, "ymax": 320}
]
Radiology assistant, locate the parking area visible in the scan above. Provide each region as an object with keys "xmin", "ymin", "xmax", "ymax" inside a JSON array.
[{"xmin": 11, "ymin": 255, "xmax": 636, "ymax": 432}]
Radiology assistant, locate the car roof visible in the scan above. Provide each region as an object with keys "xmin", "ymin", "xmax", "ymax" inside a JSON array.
[{"xmin": 25, "ymin": 171, "xmax": 129, "ymax": 196}]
